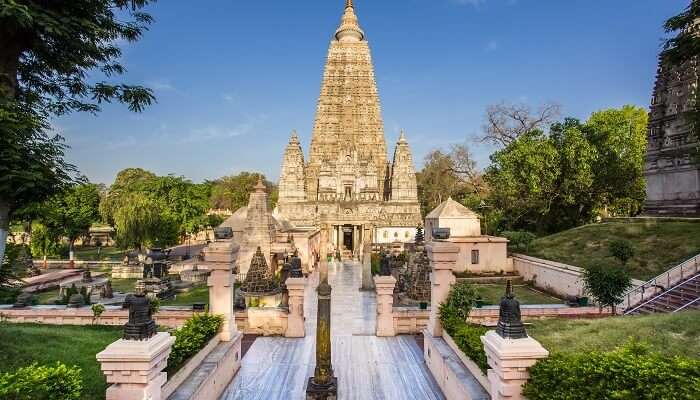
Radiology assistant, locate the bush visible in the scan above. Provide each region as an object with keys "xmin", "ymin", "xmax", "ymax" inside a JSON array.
[
  {"xmin": 371, "ymin": 253, "xmax": 381, "ymax": 276},
  {"xmin": 167, "ymin": 313, "xmax": 224, "ymax": 373},
  {"xmin": 0, "ymin": 362, "xmax": 82, "ymax": 400},
  {"xmin": 502, "ymin": 231, "xmax": 537, "ymax": 252},
  {"xmin": 450, "ymin": 323, "xmax": 489, "ymax": 371},
  {"xmin": 523, "ymin": 341, "xmax": 700, "ymax": 400},
  {"xmin": 439, "ymin": 281, "xmax": 479, "ymax": 332},
  {"xmin": 91, "ymin": 303, "xmax": 105, "ymax": 321},
  {"xmin": 609, "ymin": 239, "xmax": 634, "ymax": 264}
]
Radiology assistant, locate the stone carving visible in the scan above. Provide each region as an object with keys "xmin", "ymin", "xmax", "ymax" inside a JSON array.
[
  {"xmin": 214, "ymin": 226, "xmax": 234, "ymax": 240},
  {"xmin": 242, "ymin": 247, "xmax": 281, "ymax": 295},
  {"xmin": 407, "ymin": 244, "xmax": 431, "ymax": 303},
  {"xmin": 276, "ymin": 0, "xmax": 421, "ymax": 245},
  {"xmin": 379, "ymin": 250, "xmax": 392, "ymax": 276},
  {"xmin": 496, "ymin": 280, "xmax": 527, "ymax": 339},
  {"xmin": 290, "ymin": 251, "xmax": 304, "ymax": 278},
  {"xmin": 122, "ymin": 290, "xmax": 157, "ymax": 341},
  {"xmin": 13, "ymin": 292, "xmax": 32, "ymax": 308}
]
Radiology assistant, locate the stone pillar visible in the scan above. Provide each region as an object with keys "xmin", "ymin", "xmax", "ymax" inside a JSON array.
[
  {"xmin": 286, "ymin": 277, "xmax": 307, "ymax": 338},
  {"xmin": 306, "ymin": 278, "xmax": 337, "ymax": 399},
  {"xmin": 361, "ymin": 243, "xmax": 374, "ymax": 290},
  {"xmin": 97, "ymin": 332, "xmax": 175, "ymax": 400},
  {"xmin": 320, "ymin": 224, "xmax": 329, "ymax": 261},
  {"xmin": 374, "ymin": 275, "xmax": 396, "ymax": 337},
  {"xmin": 426, "ymin": 241, "xmax": 459, "ymax": 337},
  {"xmin": 481, "ymin": 332, "xmax": 549, "ymax": 400},
  {"xmin": 204, "ymin": 239, "xmax": 240, "ymax": 341}
]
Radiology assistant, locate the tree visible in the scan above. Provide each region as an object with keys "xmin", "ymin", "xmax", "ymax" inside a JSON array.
[
  {"xmin": 479, "ymin": 101, "xmax": 561, "ymax": 147},
  {"xmin": 61, "ymin": 184, "xmax": 101, "ymax": 260},
  {"xmin": 209, "ymin": 172, "xmax": 278, "ymax": 211},
  {"xmin": 583, "ymin": 263, "xmax": 632, "ymax": 314},
  {"xmin": 609, "ymin": 240, "xmax": 634, "ymax": 265},
  {"xmin": 112, "ymin": 191, "xmax": 165, "ymax": 252},
  {"xmin": 416, "ymin": 144, "xmax": 486, "ymax": 216},
  {"xmin": 585, "ymin": 106, "xmax": 648, "ymax": 216},
  {"xmin": 0, "ymin": 0, "xmax": 156, "ymax": 266}
]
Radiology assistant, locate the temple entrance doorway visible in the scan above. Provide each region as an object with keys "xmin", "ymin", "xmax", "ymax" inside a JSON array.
[{"xmin": 342, "ymin": 225, "xmax": 354, "ymax": 252}]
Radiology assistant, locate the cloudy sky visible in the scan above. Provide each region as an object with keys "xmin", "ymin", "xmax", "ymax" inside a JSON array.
[{"xmin": 56, "ymin": 0, "xmax": 686, "ymax": 185}]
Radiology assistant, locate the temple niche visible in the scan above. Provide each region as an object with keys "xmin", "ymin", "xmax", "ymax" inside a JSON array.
[{"xmin": 275, "ymin": 0, "xmax": 422, "ymax": 259}]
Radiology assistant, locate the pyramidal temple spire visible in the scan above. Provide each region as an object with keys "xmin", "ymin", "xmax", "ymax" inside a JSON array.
[{"xmin": 336, "ymin": 0, "xmax": 364, "ymax": 42}]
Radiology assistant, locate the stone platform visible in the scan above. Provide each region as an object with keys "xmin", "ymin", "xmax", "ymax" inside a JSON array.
[{"xmin": 221, "ymin": 261, "xmax": 444, "ymax": 400}]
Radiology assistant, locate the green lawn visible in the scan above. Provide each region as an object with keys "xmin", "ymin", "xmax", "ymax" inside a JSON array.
[
  {"xmin": 524, "ymin": 221, "xmax": 700, "ymax": 280},
  {"xmin": 162, "ymin": 284, "xmax": 209, "ymax": 306},
  {"xmin": 47, "ymin": 246, "xmax": 125, "ymax": 262},
  {"xmin": 0, "ymin": 323, "xmax": 122, "ymax": 400},
  {"xmin": 528, "ymin": 311, "xmax": 700, "ymax": 358},
  {"xmin": 475, "ymin": 284, "xmax": 563, "ymax": 305},
  {"xmin": 31, "ymin": 278, "xmax": 138, "ymax": 305}
]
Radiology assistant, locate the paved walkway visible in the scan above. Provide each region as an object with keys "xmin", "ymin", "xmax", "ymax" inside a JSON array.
[{"xmin": 221, "ymin": 261, "xmax": 445, "ymax": 400}]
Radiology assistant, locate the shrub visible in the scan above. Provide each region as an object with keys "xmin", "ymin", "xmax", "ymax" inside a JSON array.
[
  {"xmin": 0, "ymin": 362, "xmax": 82, "ymax": 400},
  {"xmin": 371, "ymin": 253, "xmax": 381, "ymax": 276},
  {"xmin": 167, "ymin": 313, "xmax": 223, "ymax": 373},
  {"xmin": 91, "ymin": 303, "xmax": 105, "ymax": 322},
  {"xmin": 583, "ymin": 263, "xmax": 632, "ymax": 313},
  {"xmin": 61, "ymin": 284, "xmax": 79, "ymax": 305},
  {"xmin": 523, "ymin": 341, "xmax": 700, "ymax": 400},
  {"xmin": 79, "ymin": 286, "xmax": 91, "ymax": 306},
  {"xmin": 439, "ymin": 281, "xmax": 479, "ymax": 332},
  {"xmin": 609, "ymin": 239, "xmax": 634, "ymax": 264},
  {"xmin": 149, "ymin": 297, "xmax": 161, "ymax": 315},
  {"xmin": 450, "ymin": 323, "xmax": 489, "ymax": 371},
  {"xmin": 502, "ymin": 231, "xmax": 537, "ymax": 252}
]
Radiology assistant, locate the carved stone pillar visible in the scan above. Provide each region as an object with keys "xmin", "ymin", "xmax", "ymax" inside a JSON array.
[
  {"xmin": 97, "ymin": 332, "xmax": 174, "ymax": 400},
  {"xmin": 285, "ymin": 277, "xmax": 307, "ymax": 338},
  {"xmin": 426, "ymin": 241, "xmax": 459, "ymax": 337},
  {"xmin": 374, "ymin": 275, "xmax": 396, "ymax": 337},
  {"xmin": 306, "ymin": 279, "xmax": 337, "ymax": 399},
  {"xmin": 361, "ymin": 243, "xmax": 374, "ymax": 290},
  {"xmin": 204, "ymin": 238, "xmax": 240, "ymax": 341}
]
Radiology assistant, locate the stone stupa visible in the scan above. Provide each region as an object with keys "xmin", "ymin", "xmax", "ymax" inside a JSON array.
[
  {"xmin": 241, "ymin": 247, "xmax": 282, "ymax": 307},
  {"xmin": 407, "ymin": 226, "xmax": 431, "ymax": 307}
]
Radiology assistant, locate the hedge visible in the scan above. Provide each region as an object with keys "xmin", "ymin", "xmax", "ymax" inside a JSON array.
[
  {"xmin": 167, "ymin": 313, "xmax": 223, "ymax": 373},
  {"xmin": 0, "ymin": 362, "xmax": 82, "ymax": 400},
  {"xmin": 439, "ymin": 281, "xmax": 489, "ymax": 371},
  {"xmin": 523, "ymin": 341, "xmax": 700, "ymax": 400}
]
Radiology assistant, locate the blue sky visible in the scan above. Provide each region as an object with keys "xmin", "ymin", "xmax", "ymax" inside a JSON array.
[{"xmin": 57, "ymin": 0, "xmax": 686, "ymax": 185}]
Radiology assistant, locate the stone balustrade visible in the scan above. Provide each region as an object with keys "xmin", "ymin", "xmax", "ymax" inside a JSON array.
[{"xmin": 374, "ymin": 275, "xmax": 397, "ymax": 337}]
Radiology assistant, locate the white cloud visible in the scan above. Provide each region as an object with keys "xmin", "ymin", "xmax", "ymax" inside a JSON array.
[
  {"xmin": 179, "ymin": 114, "xmax": 269, "ymax": 144},
  {"xmin": 146, "ymin": 79, "xmax": 176, "ymax": 91}
]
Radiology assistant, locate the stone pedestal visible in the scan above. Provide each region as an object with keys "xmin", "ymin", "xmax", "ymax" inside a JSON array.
[
  {"xmin": 361, "ymin": 244, "xmax": 374, "ymax": 290},
  {"xmin": 481, "ymin": 331, "xmax": 549, "ymax": 400},
  {"xmin": 286, "ymin": 277, "xmax": 307, "ymax": 338},
  {"xmin": 96, "ymin": 332, "xmax": 175, "ymax": 400},
  {"xmin": 374, "ymin": 275, "xmax": 396, "ymax": 337},
  {"xmin": 426, "ymin": 241, "xmax": 459, "ymax": 337},
  {"xmin": 204, "ymin": 239, "xmax": 240, "ymax": 341}
]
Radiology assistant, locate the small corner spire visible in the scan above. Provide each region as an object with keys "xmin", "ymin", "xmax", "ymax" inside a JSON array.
[{"xmin": 398, "ymin": 129, "xmax": 407, "ymax": 143}]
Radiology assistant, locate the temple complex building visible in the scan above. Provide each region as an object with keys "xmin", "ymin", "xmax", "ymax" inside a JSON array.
[
  {"xmin": 276, "ymin": 0, "xmax": 422, "ymax": 258},
  {"xmin": 644, "ymin": 25, "xmax": 700, "ymax": 216}
]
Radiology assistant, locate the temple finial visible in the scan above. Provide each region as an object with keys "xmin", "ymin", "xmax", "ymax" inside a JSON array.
[
  {"xmin": 336, "ymin": 0, "xmax": 364, "ymax": 42},
  {"xmin": 398, "ymin": 129, "xmax": 407, "ymax": 143},
  {"xmin": 346, "ymin": 0, "xmax": 353, "ymax": 9}
]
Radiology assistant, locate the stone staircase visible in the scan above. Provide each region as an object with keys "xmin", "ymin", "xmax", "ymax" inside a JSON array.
[{"xmin": 625, "ymin": 271, "xmax": 700, "ymax": 315}]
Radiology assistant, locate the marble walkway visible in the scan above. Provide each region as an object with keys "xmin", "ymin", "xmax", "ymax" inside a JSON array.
[{"xmin": 221, "ymin": 261, "xmax": 445, "ymax": 400}]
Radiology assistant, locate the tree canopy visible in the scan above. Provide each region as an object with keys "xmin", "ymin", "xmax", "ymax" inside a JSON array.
[{"xmin": 209, "ymin": 172, "xmax": 278, "ymax": 211}]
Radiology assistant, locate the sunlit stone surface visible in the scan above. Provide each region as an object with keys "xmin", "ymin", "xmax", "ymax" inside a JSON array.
[{"xmin": 221, "ymin": 261, "xmax": 445, "ymax": 400}]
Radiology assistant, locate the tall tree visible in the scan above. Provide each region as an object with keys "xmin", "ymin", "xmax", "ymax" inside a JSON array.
[
  {"xmin": 209, "ymin": 172, "xmax": 278, "ymax": 211},
  {"xmin": 61, "ymin": 184, "xmax": 101, "ymax": 260},
  {"xmin": 479, "ymin": 101, "xmax": 561, "ymax": 147},
  {"xmin": 0, "ymin": 0, "xmax": 156, "ymax": 265}
]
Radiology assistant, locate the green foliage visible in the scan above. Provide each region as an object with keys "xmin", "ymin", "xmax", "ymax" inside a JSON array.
[
  {"xmin": 29, "ymin": 223, "xmax": 62, "ymax": 258},
  {"xmin": 101, "ymin": 169, "xmax": 215, "ymax": 250},
  {"xmin": 61, "ymin": 284, "xmax": 79, "ymax": 305},
  {"xmin": 90, "ymin": 303, "xmax": 105, "ymax": 320},
  {"xmin": 523, "ymin": 341, "xmax": 700, "ymax": 400},
  {"xmin": 485, "ymin": 106, "xmax": 648, "ymax": 234},
  {"xmin": 449, "ymin": 324, "xmax": 489, "ymax": 372},
  {"xmin": 208, "ymin": 172, "xmax": 278, "ymax": 211},
  {"xmin": 439, "ymin": 281, "xmax": 479, "ymax": 332},
  {"xmin": 583, "ymin": 263, "xmax": 632, "ymax": 312},
  {"xmin": 501, "ymin": 231, "xmax": 537, "ymax": 252},
  {"xmin": 167, "ymin": 313, "xmax": 224, "ymax": 373},
  {"xmin": 371, "ymin": 252, "xmax": 381, "ymax": 275},
  {"xmin": 149, "ymin": 297, "xmax": 160, "ymax": 315},
  {"xmin": 0, "ymin": 362, "xmax": 82, "ymax": 400},
  {"xmin": 609, "ymin": 239, "xmax": 634, "ymax": 264}
]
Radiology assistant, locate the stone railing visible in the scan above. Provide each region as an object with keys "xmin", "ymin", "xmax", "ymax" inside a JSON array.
[
  {"xmin": 392, "ymin": 307, "xmax": 430, "ymax": 335},
  {"xmin": 468, "ymin": 305, "xmax": 610, "ymax": 325},
  {"xmin": 0, "ymin": 306, "xmax": 194, "ymax": 328}
]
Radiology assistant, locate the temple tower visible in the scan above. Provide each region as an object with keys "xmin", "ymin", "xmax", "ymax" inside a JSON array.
[
  {"xmin": 240, "ymin": 178, "xmax": 276, "ymax": 270},
  {"xmin": 279, "ymin": 131, "xmax": 306, "ymax": 203},
  {"xmin": 390, "ymin": 130, "xmax": 419, "ymax": 202},
  {"xmin": 306, "ymin": 0, "xmax": 388, "ymax": 199},
  {"xmin": 644, "ymin": 5, "xmax": 700, "ymax": 216}
]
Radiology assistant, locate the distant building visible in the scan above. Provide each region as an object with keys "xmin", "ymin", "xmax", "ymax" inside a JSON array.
[
  {"xmin": 644, "ymin": 25, "xmax": 700, "ymax": 216},
  {"xmin": 425, "ymin": 198, "xmax": 508, "ymax": 274}
]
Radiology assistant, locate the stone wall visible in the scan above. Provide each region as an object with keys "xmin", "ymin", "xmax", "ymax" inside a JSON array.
[
  {"xmin": 468, "ymin": 305, "xmax": 611, "ymax": 325},
  {"xmin": 393, "ymin": 307, "xmax": 429, "ymax": 334},
  {"xmin": 512, "ymin": 254, "xmax": 585, "ymax": 298}
]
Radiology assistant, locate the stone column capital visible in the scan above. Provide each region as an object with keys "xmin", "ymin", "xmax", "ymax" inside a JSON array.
[
  {"xmin": 426, "ymin": 241, "xmax": 459, "ymax": 270},
  {"xmin": 374, "ymin": 275, "xmax": 396, "ymax": 295}
]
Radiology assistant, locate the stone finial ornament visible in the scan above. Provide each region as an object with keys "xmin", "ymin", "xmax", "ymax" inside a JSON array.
[
  {"xmin": 122, "ymin": 291, "xmax": 157, "ymax": 341},
  {"xmin": 496, "ymin": 280, "xmax": 527, "ymax": 339},
  {"xmin": 290, "ymin": 250, "xmax": 304, "ymax": 278}
]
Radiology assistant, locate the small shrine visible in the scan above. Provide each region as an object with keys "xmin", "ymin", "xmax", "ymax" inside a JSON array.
[
  {"xmin": 241, "ymin": 247, "xmax": 281, "ymax": 307},
  {"xmin": 111, "ymin": 251, "xmax": 143, "ymax": 279},
  {"xmin": 135, "ymin": 248, "xmax": 174, "ymax": 299},
  {"xmin": 407, "ymin": 226, "xmax": 431, "ymax": 308}
]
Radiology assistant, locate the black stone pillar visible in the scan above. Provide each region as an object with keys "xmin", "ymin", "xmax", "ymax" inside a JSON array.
[{"xmin": 306, "ymin": 276, "xmax": 337, "ymax": 399}]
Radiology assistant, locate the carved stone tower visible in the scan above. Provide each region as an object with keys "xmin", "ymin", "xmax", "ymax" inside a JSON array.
[
  {"xmin": 644, "ymin": 7, "xmax": 700, "ymax": 216},
  {"xmin": 276, "ymin": 0, "xmax": 422, "ymax": 255}
]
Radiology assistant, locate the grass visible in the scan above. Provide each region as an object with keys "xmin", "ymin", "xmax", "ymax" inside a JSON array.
[
  {"xmin": 0, "ymin": 323, "xmax": 122, "ymax": 400},
  {"xmin": 474, "ymin": 284, "xmax": 562, "ymax": 305},
  {"xmin": 524, "ymin": 221, "xmax": 700, "ymax": 280},
  {"xmin": 30, "ymin": 278, "xmax": 138, "ymax": 305},
  {"xmin": 162, "ymin": 284, "xmax": 209, "ymax": 306},
  {"xmin": 47, "ymin": 246, "xmax": 125, "ymax": 262},
  {"xmin": 528, "ymin": 311, "xmax": 700, "ymax": 358}
]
